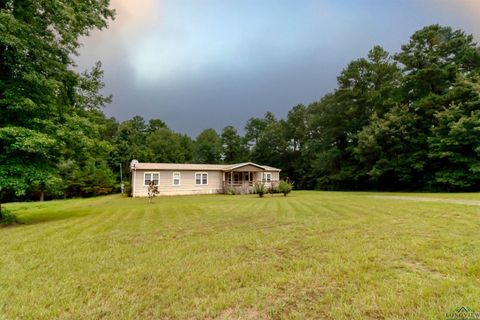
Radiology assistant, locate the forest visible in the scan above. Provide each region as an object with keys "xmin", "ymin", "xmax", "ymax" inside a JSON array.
[{"xmin": 1, "ymin": 0, "xmax": 480, "ymax": 201}]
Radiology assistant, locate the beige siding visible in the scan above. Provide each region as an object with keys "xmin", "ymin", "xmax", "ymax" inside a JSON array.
[
  {"xmin": 132, "ymin": 170, "xmax": 224, "ymax": 197},
  {"xmin": 272, "ymin": 171, "xmax": 280, "ymax": 181},
  {"xmin": 252, "ymin": 171, "xmax": 280, "ymax": 186},
  {"xmin": 253, "ymin": 172, "xmax": 262, "ymax": 182}
]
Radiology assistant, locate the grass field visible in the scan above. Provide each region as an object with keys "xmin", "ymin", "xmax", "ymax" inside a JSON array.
[{"xmin": 2, "ymin": 191, "xmax": 480, "ymax": 319}]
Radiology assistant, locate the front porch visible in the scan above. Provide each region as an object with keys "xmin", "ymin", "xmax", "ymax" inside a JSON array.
[{"xmin": 222, "ymin": 170, "xmax": 278, "ymax": 194}]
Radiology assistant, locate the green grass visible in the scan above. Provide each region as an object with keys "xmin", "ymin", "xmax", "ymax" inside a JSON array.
[{"xmin": 2, "ymin": 191, "xmax": 480, "ymax": 319}]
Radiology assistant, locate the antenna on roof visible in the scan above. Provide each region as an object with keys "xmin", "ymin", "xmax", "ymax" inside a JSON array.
[{"xmin": 130, "ymin": 159, "xmax": 139, "ymax": 170}]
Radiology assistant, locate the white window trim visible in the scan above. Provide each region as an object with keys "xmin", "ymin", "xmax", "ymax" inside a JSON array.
[
  {"xmin": 144, "ymin": 172, "xmax": 160, "ymax": 186},
  {"xmin": 172, "ymin": 172, "xmax": 181, "ymax": 186},
  {"xmin": 195, "ymin": 172, "xmax": 208, "ymax": 186},
  {"xmin": 263, "ymin": 172, "xmax": 272, "ymax": 183}
]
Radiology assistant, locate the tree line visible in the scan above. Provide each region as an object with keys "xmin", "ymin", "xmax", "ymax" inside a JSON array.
[
  {"xmin": 1, "ymin": 0, "xmax": 479, "ymax": 202},
  {"xmin": 115, "ymin": 24, "xmax": 480, "ymax": 192}
]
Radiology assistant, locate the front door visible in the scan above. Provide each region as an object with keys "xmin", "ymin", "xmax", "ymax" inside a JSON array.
[{"xmin": 244, "ymin": 172, "xmax": 249, "ymax": 186}]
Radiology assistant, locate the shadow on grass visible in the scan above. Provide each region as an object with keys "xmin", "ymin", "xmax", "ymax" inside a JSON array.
[
  {"xmin": 4, "ymin": 195, "xmax": 123, "ymax": 226},
  {"xmin": 16, "ymin": 209, "xmax": 97, "ymax": 225}
]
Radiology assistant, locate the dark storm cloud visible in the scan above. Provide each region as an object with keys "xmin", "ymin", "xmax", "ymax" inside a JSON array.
[{"xmin": 76, "ymin": 0, "xmax": 480, "ymax": 136}]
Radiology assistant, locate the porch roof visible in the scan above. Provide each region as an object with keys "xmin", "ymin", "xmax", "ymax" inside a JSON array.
[{"xmin": 223, "ymin": 162, "xmax": 280, "ymax": 172}]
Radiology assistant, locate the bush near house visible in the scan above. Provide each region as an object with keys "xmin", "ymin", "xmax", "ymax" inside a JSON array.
[
  {"xmin": 278, "ymin": 180, "xmax": 293, "ymax": 196},
  {"xmin": 254, "ymin": 182, "xmax": 267, "ymax": 197},
  {"xmin": 226, "ymin": 187, "xmax": 237, "ymax": 195},
  {"xmin": 0, "ymin": 208, "xmax": 17, "ymax": 225}
]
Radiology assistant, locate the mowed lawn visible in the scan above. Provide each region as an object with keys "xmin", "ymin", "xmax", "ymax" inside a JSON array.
[{"xmin": 2, "ymin": 192, "xmax": 480, "ymax": 319}]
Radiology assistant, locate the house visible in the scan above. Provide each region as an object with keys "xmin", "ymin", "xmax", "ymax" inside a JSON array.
[{"xmin": 129, "ymin": 160, "xmax": 281, "ymax": 197}]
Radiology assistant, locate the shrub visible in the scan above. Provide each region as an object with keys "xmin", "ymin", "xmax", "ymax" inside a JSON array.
[
  {"xmin": 147, "ymin": 181, "xmax": 160, "ymax": 202},
  {"xmin": 278, "ymin": 180, "xmax": 293, "ymax": 197},
  {"xmin": 0, "ymin": 208, "xmax": 17, "ymax": 226},
  {"xmin": 226, "ymin": 187, "xmax": 236, "ymax": 195},
  {"xmin": 254, "ymin": 182, "xmax": 266, "ymax": 198},
  {"xmin": 119, "ymin": 181, "xmax": 131, "ymax": 196}
]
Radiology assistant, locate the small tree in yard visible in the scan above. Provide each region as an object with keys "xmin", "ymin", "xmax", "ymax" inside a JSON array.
[
  {"xmin": 278, "ymin": 180, "xmax": 293, "ymax": 197},
  {"xmin": 147, "ymin": 181, "xmax": 159, "ymax": 203},
  {"xmin": 254, "ymin": 182, "xmax": 266, "ymax": 198}
]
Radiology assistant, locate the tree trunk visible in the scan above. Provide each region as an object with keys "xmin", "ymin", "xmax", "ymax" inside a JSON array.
[{"xmin": 40, "ymin": 191, "xmax": 45, "ymax": 202}]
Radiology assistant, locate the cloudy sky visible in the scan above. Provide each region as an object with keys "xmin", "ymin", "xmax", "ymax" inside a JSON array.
[{"xmin": 76, "ymin": 0, "xmax": 480, "ymax": 136}]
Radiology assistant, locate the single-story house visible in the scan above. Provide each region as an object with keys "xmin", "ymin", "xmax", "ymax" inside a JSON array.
[{"xmin": 129, "ymin": 160, "xmax": 281, "ymax": 197}]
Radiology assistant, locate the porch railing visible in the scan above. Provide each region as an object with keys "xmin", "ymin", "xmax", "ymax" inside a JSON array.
[{"xmin": 223, "ymin": 180, "xmax": 279, "ymax": 193}]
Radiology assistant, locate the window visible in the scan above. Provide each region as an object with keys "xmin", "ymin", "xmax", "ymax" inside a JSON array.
[
  {"xmin": 173, "ymin": 172, "xmax": 181, "ymax": 186},
  {"xmin": 233, "ymin": 173, "xmax": 240, "ymax": 184},
  {"xmin": 195, "ymin": 172, "xmax": 208, "ymax": 185},
  {"xmin": 144, "ymin": 173, "xmax": 159, "ymax": 186},
  {"xmin": 263, "ymin": 173, "xmax": 272, "ymax": 183}
]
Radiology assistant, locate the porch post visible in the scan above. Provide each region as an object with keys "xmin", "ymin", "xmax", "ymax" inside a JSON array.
[
  {"xmin": 222, "ymin": 171, "xmax": 225, "ymax": 191},
  {"xmin": 132, "ymin": 168, "xmax": 136, "ymax": 198}
]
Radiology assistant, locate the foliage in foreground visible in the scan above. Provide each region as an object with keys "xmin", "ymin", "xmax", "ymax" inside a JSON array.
[
  {"xmin": 0, "ymin": 0, "xmax": 115, "ymax": 200},
  {"xmin": 0, "ymin": 207, "xmax": 16, "ymax": 225}
]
